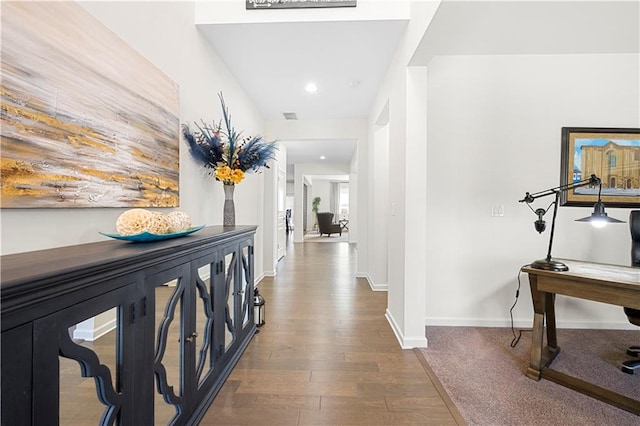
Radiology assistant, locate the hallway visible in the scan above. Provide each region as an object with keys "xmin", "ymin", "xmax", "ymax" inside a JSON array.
[{"xmin": 201, "ymin": 240, "xmax": 461, "ymax": 425}]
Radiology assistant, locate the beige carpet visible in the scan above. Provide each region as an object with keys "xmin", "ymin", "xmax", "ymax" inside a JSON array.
[
  {"xmin": 420, "ymin": 326, "xmax": 639, "ymax": 425},
  {"xmin": 303, "ymin": 230, "xmax": 348, "ymax": 243}
]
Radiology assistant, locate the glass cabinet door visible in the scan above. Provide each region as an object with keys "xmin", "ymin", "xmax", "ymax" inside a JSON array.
[
  {"xmin": 33, "ymin": 282, "xmax": 139, "ymax": 425},
  {"xmin": 147, "ymin": 265, "xmax": 189, "ymax": 426},
  {"xmin": 194, "ymin": 259, "xmax": 216, "ymax": 389}
]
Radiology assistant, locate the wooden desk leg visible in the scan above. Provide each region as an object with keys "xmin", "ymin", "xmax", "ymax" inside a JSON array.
[
  {"xmin": 545, "ymin": 292, "xmax": 557, "ymax": 349},
  {"xmin": 527, "ymin": 274, "xmax": 545, "ymax": 380}
]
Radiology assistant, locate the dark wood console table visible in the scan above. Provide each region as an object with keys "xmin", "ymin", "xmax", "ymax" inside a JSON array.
[
  {"xmin": 524, "ymin": 259, "xmax": 640, "ymax": 415},
  {"xmin": 1, "ymin": 226, "xmax": 257, "ymax": 425}
]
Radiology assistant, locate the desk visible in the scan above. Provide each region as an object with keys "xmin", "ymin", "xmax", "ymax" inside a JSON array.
[{"xmin": 524, "ymin": 259, "xmax": 640, "ymax": 415}]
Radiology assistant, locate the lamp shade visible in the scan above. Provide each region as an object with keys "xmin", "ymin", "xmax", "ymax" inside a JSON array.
[{"xmin": 575, "ymin": 201, "xmax": 625, "ymax": 227}]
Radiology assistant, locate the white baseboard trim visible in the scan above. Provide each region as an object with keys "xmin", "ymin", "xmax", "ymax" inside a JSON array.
[
  {"xmin": 425, "ymin": 317, "xmax": 638, "ymax": 330},
  {"xmin": 255, "ymin": 273, "xmax": 266, "ymax": 285},
  {"xmin": 263, "ymin": 270, "xmax": 276, "ymax": 278},
  {"xmin": 386, "ymin": 309, "xmax": 428, "ymax": 349},
  {"xmin": 73, "ymin": 317, "xmax": 117, "ymax": 342},
  {"xmin": 361, "ymin": 274, "xmax": 387, "ymax": 291}
]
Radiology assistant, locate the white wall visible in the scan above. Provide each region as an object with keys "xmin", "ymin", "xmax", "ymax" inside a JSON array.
[
  {"xmin": 1, "ymin": 2, "xmax": 271, "ymax": 282},
  {"xmin": 425, "ymin": 53, "xmax": 639, "ymax": 329},
  {"xmin": 286, "ymin": 183, "xmax": 295, "ymax": 225},
  {"xmin": 266, "ymin": 119, "xmax": 368, "ymax": 142},
  {"xmin": 307, "ymin": 178, "xmax": 335, "ymax": 232},
  {"xmin": 311, "ymin": 179, "xmax": 331, "ymax": 216},
  {"xmin": 370, "ymin": 124, "xmax": 390, "ymax": 289},
  {"xmin": 348, "ymin": 150, "xmax": 359, "ymax": 244}
]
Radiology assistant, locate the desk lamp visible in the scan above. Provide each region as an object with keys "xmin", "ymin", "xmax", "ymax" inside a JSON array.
[{"xmin": 519, "ymin": 174, "xmax": 624, "ymax": 271}]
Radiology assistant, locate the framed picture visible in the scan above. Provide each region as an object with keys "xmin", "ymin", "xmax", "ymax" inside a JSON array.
[
  {"xmin": 560, "ymin": 127, "xmax": 640, "ymax": 207},
  {"xmin": 246, "ymin": 0, "xmax": 356, "ymax": 9}
]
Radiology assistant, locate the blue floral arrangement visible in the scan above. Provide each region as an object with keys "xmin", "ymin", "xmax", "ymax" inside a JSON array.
[{"xmin": 182, "ymin": 93, "xmax": 277, "ymax": 184}]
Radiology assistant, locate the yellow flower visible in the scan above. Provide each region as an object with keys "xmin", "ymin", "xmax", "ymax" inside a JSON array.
[
  {"xmin": 215, "ymin": 166, "xmax": 244, "ymax": 184},
  {"xmin": 215, "ymin": 166, "xmax": 232, "ymax": 182},
  {"xmin": 230, "ymin": 168, "xmax": 245, "ymax": 184}
]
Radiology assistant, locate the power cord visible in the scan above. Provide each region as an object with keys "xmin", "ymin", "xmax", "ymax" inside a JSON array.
[{"xmin": 510, "ymin": 264, "xmax": 532, "ymax": 348}]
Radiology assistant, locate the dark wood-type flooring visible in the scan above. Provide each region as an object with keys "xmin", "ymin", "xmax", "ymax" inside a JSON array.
[{"xmin": 200, "ymin": 238, "xmax": 462, "ymax": 425}]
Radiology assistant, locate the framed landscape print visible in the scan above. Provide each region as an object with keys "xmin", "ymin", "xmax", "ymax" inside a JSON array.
[{"xmin": 560, "ymin": 127, "xmax": 640, "ymax": 207}]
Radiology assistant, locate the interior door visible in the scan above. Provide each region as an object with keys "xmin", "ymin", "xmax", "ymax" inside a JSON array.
[{"xmin": 277, "ymin": 168, "xmax": 286, "ymax": 260}]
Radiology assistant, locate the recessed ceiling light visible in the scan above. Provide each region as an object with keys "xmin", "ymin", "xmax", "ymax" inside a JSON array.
[
  {"xmin": 320, "ymin": 155, "xmax": 326, "ymax": 160},
  {"xmin": 349, "ymin": 80, "xmax": 361, "ymax": 88},
  {"xmin": 305, "ymin": 82, "xmax": 318, "ymax": 93}
]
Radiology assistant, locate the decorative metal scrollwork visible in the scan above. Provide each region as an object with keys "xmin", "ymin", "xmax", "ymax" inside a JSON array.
[
  {"xmin": 154, "ymin": 279, "xmax": 184, "ymax": 416},
  {"xmin": 240, "ymin": 252, "xmax": 252, "ymax": 323},
  {"xmin": 194, "ymin": 273, "xmax": 214, "ymax": 381},
  {"xmin": 59, "ymin": 328, "xmax": 122, "ymax": 425},
  {"xmin": 225, "ymin": 254, "xmax": 237, "ymax": 344}
]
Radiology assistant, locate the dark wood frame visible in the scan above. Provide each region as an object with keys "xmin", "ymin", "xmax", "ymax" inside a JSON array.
[
  {"xmin": 246, "ymin": 0, "xmax": 356, "ymax": 9},
  {"xmin": 560, "ymin": 127, "xmax": 640, "ymax": 207}
]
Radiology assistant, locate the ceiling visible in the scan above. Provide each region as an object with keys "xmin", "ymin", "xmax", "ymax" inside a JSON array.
[
  {"xmin": 198, "ymin": 17, "xmax": 408, "ymax": 170},
  {"xmin": 410, "ymin": 1, "xmax": 639, "ymax": 65},
  {"xmin": 197, "ymin": 1, "xmax": 639, "ymax": 174}
]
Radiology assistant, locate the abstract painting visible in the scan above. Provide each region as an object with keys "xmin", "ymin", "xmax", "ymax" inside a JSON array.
[{"xmin": 1, "ymin": 2, "xmax": 180, "ymax": 208}]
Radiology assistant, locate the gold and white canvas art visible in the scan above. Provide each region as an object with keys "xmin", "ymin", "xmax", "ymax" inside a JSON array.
[{"xmin": 1, "ymin": 2, "xmax": 180, "ymax": 208}]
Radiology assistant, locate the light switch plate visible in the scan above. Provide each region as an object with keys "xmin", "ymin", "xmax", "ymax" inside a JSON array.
[{"xmin": 491, "ymin": 204, "xmax": 504, "ymax": 217}]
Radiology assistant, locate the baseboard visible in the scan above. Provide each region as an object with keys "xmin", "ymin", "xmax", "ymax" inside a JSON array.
[
  {"xmin": 262, "ymin": 270, "xmax": 276, "ymax": 278},
  {"xmin": 362, "ymin": 274, "xmax": 387, "ymax": 291},
  {"xmin": 73, "ymin": 316, "xmax": 117, "ymax": 342},
  {"xmin": 386, "ymin": 309, "xmax": 428, "ymax": 349},
  {"xmin": 199, "ymin": 270, "xmax": 210, "ymax": 282},
  {"xmin": 425, "ymin": 317, "xmax": 638, "ymax": 330},
  {"xmin": 255, "ymin": 273, "xmax": 266, "ymax": 285}
]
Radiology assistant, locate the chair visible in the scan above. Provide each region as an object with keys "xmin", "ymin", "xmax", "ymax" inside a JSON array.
[
  {"xmin": 622, "ymin": 210, "xmax": 640, "ymax": 374},
  {"xmin": 316, "ymin": 212, "xmax": 342, "ymax": 237}
]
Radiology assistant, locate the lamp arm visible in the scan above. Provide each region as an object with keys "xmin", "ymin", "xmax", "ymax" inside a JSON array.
[
  {"xmin": 518, "ymin": 173, "xmax": 623, "ymax": 271},
  {"xmin": 518, "ymin": 174, "xmax": 599, "ymax": 271},
  {"xmin": 545, "ymin": 192, "xmax": 560, "ymax": 262},
  {"xmin": 519, "ymin": 174, "xmax": 600, "ymax": 204}
]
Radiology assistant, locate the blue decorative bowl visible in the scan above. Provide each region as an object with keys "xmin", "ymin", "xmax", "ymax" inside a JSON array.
[{"xmin": 100, "ymin": 225, "xmax": 205, "ymax": 242}]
